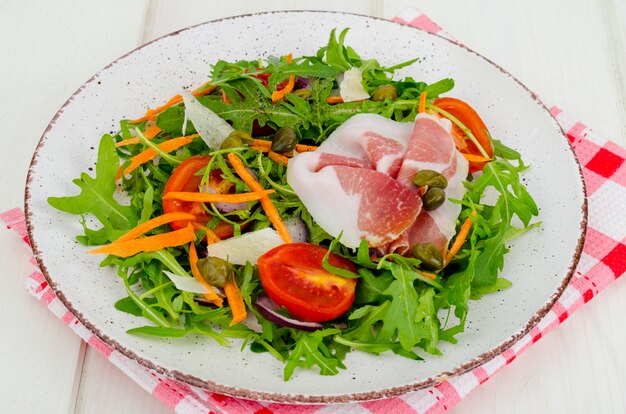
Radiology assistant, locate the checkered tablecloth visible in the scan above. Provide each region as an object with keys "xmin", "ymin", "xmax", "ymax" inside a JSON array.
[{"xmin": 3, "ymin": 8, "xmax": 626, "ymax": 414}]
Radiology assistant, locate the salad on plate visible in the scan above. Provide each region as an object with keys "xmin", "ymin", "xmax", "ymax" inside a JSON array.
[{"xmin": 49, "ymin": 29, "xmax": 539, "ymax": 380}]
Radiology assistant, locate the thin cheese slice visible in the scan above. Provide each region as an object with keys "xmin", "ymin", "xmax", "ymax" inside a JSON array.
[
  {"xmin": 162, "ymin": 270, "xmax": 211, "ymax": 294},
  {"xmin": 205, "ymin": 227, "xmax": 284, "ymax": 265},
  {"xmin": 181, "ymin": 90, "xmax": 234, "ymax": 149},
  {"xmin": 339, "ymin": 67, "xmax": 370, "ymax": 102}
]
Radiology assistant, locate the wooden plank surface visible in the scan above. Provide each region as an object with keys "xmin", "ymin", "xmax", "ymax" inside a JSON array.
[{"xmin": 1, "ymin": 1, "xmax": 624, "ymax": 413}]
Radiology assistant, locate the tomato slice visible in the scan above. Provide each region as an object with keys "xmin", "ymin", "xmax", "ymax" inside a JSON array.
[
  {"xmin": 162, "ymin": 155, "xmax": 236, "ymax": 238},
  {"xmin": 258, "ymin": 243, "xmax": 358, "ymax": 322},
  {"xmin": 433, "ymin": 97, "xmax": 494, "ymax": 173}
]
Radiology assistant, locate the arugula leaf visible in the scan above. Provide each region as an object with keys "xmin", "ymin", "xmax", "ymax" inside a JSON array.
[
  {"xmin": 156, "ymin": 106, "xmax": 196, "ymax": 135},
  {"xmin": 114, "ymin": 297, "xmax": 143, "ymax": 317},
  {"xmin": 378, "ymin": 266, "xmax": 422, "ymax": 351},
  {"xmin": 470, "ymin": 277, "xmax": 512, "ymax": 300},
  {"xmin": 48, "ymin": 135, "xmax": 137, "ymax": 239},
  {"xmin": 323, "ymin": 28, "xmax": 353, "ymax": 71},
  {"xmin": 467, "ymin": 158, "xmax": 539, "ymax": 287},
  {"xmin": 198, "ymin": 79, "xmax": 301, "ymax": 134},
  {"xmin": 128, "ymin": 324, "xmax": 231, "ymax": 346},
  {"xmin": 422, "ymin": 78, "xmax": 455, "ymax": 98},
  {"xmin": 283, "ymin": 328, "xmax": 343, "ymax": 380},
  {"xmin": 355, "ymin": 268, "xmax": 393, "ymax": 304},
  {"xmin": 128, "ymin": 326, "xmax": 189, "ymax": 338},
  {"xmin": 321, "ymin": 234, "xmax": 358, "ymax": 279}
]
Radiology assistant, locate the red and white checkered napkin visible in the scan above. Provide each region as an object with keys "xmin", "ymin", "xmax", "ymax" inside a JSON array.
[{"xmin": 4, "ymin": 8, "xmax": 626, "ymax": 414}]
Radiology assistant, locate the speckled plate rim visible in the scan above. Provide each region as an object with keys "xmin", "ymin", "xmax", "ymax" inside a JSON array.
[{"xmin": 24, "ymin": 10, "xmax": 587, "ymax": 404}]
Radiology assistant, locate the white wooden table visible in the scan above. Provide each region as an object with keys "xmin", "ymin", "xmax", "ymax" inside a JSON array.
[{"xmin": 1, "ymin": 1, "xmax": 625, "ymax": 413}]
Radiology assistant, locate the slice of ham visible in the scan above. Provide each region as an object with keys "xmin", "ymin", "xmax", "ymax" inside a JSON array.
[
  {"xmin": 393, "ymin": 114, "xmax": 469, "ymax": 254},
  {"xmin": 287, "ymin": 112, "xmax": 468, "ymax": 254},
  {"xmin": 288, "ymin": 151, "xmax": 421, "ymax": 248}
]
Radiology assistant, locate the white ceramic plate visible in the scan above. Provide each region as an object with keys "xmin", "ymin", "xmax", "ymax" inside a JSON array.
[{"xmin": 25, "ymin": 11, "xmax": 586, "ymax": 403}]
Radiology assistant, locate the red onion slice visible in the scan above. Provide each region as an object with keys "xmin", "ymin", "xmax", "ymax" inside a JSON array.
[
  {"xmin": 254, "ymin": 295, "xmax": 323, "ymax": 331},
  {"xmin": 284, "ymin": 217, "xmax": 309, "ymax": 243},
  {"xmin": 193, "ymin": 286, "xmax": 225, "ymax": 307},
  {"xmin": 198, "ymin": 183, "xmax": 249, "ymax": 213}
]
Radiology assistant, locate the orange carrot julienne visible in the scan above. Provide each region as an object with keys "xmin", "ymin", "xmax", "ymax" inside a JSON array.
[
  {"xmin": 189, "ymin": 242, "xmax": 223, "ymax": 307},
  {"xmin": 128, "ymin": 84, "xmax": 218, "ymax": 124},
  {"xmin": 271, "ymin": 75, "xmax": 295, "ymax": 103},
  {"xmin": 251, "ymin": 146, "xmax": 270, "ymax": 153},
  {"xmin": 295, "ymin": 143, "xmax": 318, "ymax": 153},
  {"xmin": 129, "ymin": 96, "xmax": 182, "ymax": 124},
  {"xmin": 461, "ymin": 153, "xmax": 492, "ymax": 163},
  {"xmin": 163, "ymin": 189, "xmax": 274, "ymax": 203},
  {"xmin": 252, "ymin": 139, "xmax": 318, "ymax": 153},
  {"xmin": 445, "ymin": 212, "xmax": 477, "ymax": 263},
  {"xmin": 252, "ymin": 139, "xmax": 272, "ymax": 148},
  {"xmin": 325, "ymin": 96, "xmax": 344, "ymax": 104},
  {"xmin": 224, "ymin": 275, "xmax": 247, "ymax": 326},
  {"xmin": 227, "ymin": 152, "xmax": 293, "ymax": 243},
  {"xmin": 271, "ymin": 54, "xmax": 295, "ymax": 103},
  {"xmin": 268, "ymin": 151, "xmax": 289, "ymax": 165},
  {"xmin": 114, "ymin": 212, "xmax": 196, "ymax": 244},
  {"xmin": 192, "ymin": 223, "xmax": 221, "ymax": 245},
  {"xmin": 115, "ymin": 125, "xmax": 163, "ymax": 147},
  {"xmin": 418, "ymin": 92, "xmax": 427, "ymax": 113},
  {"xmin": 89, "ymin": 224, "xmax": 196, "ymax": 257},
  {"xmin": 417, "ymin": 270, "xmax": 437, "ymax": 280},
  {"xmin": 116, "ymin": 134, "xmax": 198, "ymax": 180},
  {"xmin": 192, "ymin": 80, "xmax": 216, "ymax": 96}
]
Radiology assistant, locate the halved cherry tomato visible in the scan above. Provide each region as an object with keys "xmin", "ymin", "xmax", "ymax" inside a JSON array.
[
  {"xmin": 162, "ymin": 155, "xmax": 236, "ymax": 238},
  {"xmin": 433, "ymin": 97, "xmax": 494, "ymax": 173},
  {"xmin": 258, "ymin": 243, "xmax": 357, "ymax": 322}
]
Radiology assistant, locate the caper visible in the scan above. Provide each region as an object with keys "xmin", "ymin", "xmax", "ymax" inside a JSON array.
[
  {"xmin": 196, "ymin": 256, "xmax": 233, "ymax": 288},
  {"xmin": 220, "ymin": 130, "xmax": 253, "ymax": 149},
  {"xmin": 412, "ymin": 169, "xmax": 448, "ymax": 189},
  {"xmin": 422, "ymin": 187, "xmax": 446, "ymax": 211},
  {"xmin": 411, "ymin": 243, "xmax": 444, "ymax": 271},
  {"xmin": 271, "ymin": 127, "xmax": 297, "ymax": 153},
  {"xmin": 293, "ymin": 89, "xmax": 312, "ymax": 100},
  {"xmin": 371, "ymin": 84, "xmax": 398, "ymax": 101}
]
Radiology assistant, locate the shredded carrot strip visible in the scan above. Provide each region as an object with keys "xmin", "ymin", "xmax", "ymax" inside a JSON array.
[
  {"xmin": 271, "ymin": 76, "xmax": 295, "ymax": 103},
  {"xmin": 251, "ymin": 146, "xmax": 270, "ymax": 153},
  {"xmin": 89, "ymin": 224, "xmax": 196, "ymax": 257},
  {"xmin": 221, "ymin": 89, "xmax": 232, "ymax": 104},
  {"xmin": 271, "ymin": 54, "xmax": 295, "ymax": 103},
  {"xmin": 252, "ymin": 139, "xmax": 272, "ymax": 148},
  {"xmin": 295, "ymin": 144, "xmax": 318, "ymax": 152},
  {"xmin": 252, "ymin": 139, "xmax": 318, "ymax": 153},
  {"xmin": 418, "ymin": 92, "xmax": 427, "ymax": 113},
  {"xmin": 445, "ymin": 212, "xmax": 477, "ymax": 263},
  {"xmin": 115, "ymin": 125, "xmax": 163, "ymax": 147},
  {"xmin": 163, "ymin": 189, "xmax": 274, "ymax": 203},
  {"xmin": 325, "ymin": 96, "xmax": 344, "ymax": 104},
  {"xmin": 128, "ymin": 83, "xmax": 218, "ymax": 124},
  {"xmin": 193, "ymin": 80, "xmax": 216, "ymax": 96},
  {"xmin": 192, "ymin": 223, "xmax": 221, "ymax": 244},
  {"xmin": 116, "ymin": 134, "xmax": 198, "ymax": 180},
  {"xmin": 189, "ymin": 242, "xmax": 223, "ymax": 307},
  {"xmin": 268, "ymin": 151, "xmax": 289, "ymax": 165},
  {"xmin": 114, "ymin": 212, "xmax": 196, "ymax": 244},
  {"xmin": 461, "ymin": 153, "xmax": 492, "ymax": 163},
  {"xmin": 417, "ymin": 270, "xmax": 437, "ymax": 280},
  {"xmin": 224, "ymin": 275, "xmax": 247, "ymax": 326},
  {"xmin": 227, "ymin": 152, "xmax": 293, "ymax": 243},
  {"xmin": 129, "ymin": 96, "xmax": 182, "ymax": 124}
]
